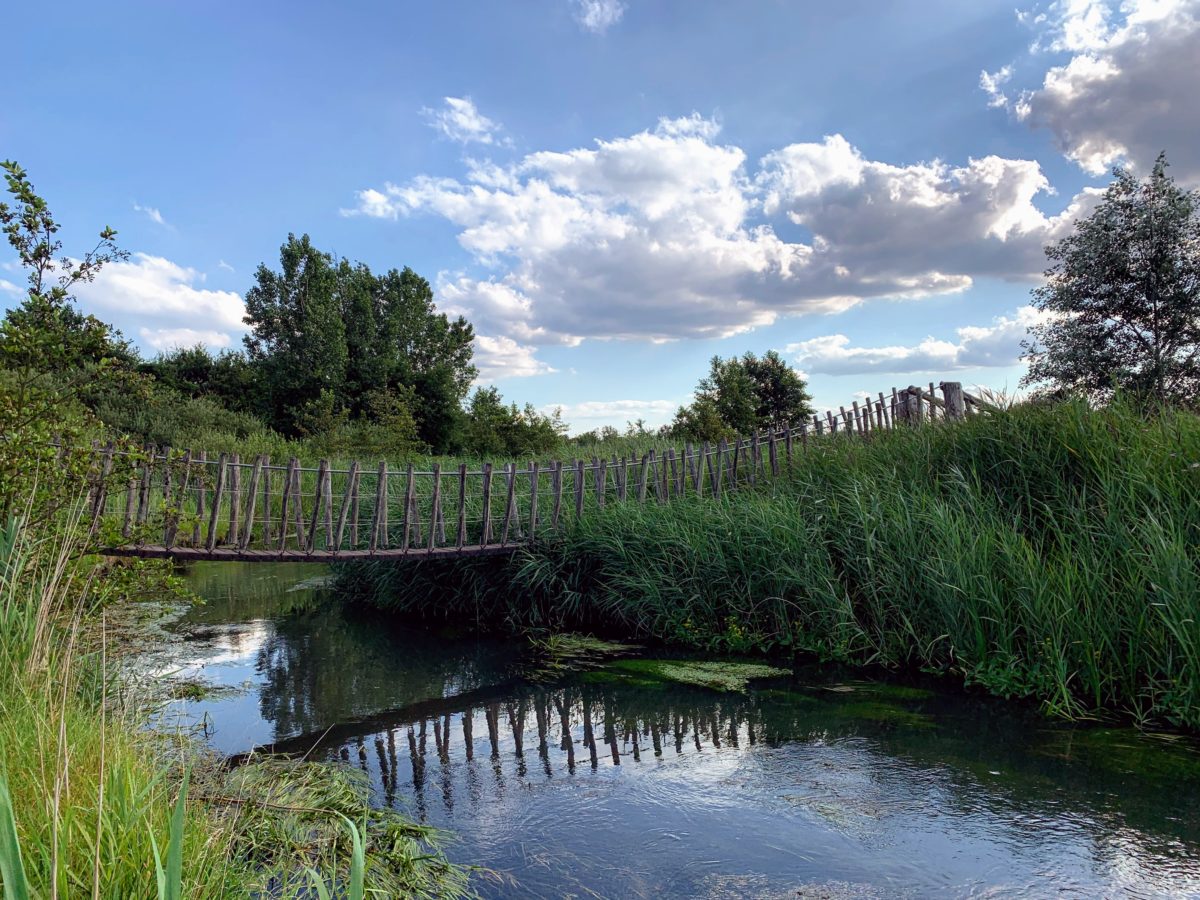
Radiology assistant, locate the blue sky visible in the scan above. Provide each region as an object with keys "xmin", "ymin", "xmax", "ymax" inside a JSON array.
[{"xmin": 3, "ymin": 0, "xmax": 1197, "ymax": 432}]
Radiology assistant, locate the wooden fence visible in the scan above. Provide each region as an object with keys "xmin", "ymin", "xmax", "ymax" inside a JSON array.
[{"xmin": 88, "ymin": 381, "xmax": 989, "ymax": 561}]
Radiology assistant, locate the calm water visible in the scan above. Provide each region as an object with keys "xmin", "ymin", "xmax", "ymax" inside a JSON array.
[{"xmin": 158, "ymin": 562, "xmax": 1200, "ymax": 899}]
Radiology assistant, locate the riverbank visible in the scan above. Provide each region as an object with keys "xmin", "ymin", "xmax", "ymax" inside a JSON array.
[
  {"xmin": 342, "ymin": 399, "xmax": 1200, "ymax": 730},
  {"xmin": 0, "ymin": 516, "xmax": 473, "ymax": 897}
]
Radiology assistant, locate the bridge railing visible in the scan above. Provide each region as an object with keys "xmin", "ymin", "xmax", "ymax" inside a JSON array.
[{"xmin": 86, "ymin": 381, "xmax": 982, "ymax": 559}]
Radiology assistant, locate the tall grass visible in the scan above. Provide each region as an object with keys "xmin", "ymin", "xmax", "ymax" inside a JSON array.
[
  {"xmin": 0, "ymin": 510, "xmax": 474, "ymax": 897},
  {"xmin": 345, "ymin": 399, "xmax": 1200, "ymax": 729}
]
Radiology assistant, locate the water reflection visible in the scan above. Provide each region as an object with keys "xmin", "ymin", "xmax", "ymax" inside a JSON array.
[{"xmin": 168, "ymin": 563, "xmax": 1200, "ymax": 899}]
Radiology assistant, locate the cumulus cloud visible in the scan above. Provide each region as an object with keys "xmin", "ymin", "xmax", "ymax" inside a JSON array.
[
  {"xmin": 572, "ymin": 0, "xmax": 626, "ymax": 34},
  {"xmin": 787, "ymin": 306, "xmax": 1051, "ymax": 375},
  {"xmin": 348, "ymin": 116, "xmax": 1093, "ymax": 354},
  {"xmin": 545, "ymin": 399, "xmax": 678, "ymax": 431},
  {"xmin": 72, "ymin": 253, "xmax": 246, "ymax": 348},
  {"xmin": 139, "ymin": 327, "xmax": 233, "ymax": 351},
  {"xmin": 0, "ymin": 278, "xmax": 21, "ymax": 297},
  {"xmin": 995, "ymin": 0, "xmax": 1200, "ymax": 179},
  {"xmin": 421, "ymin": 96, "xmax": 506, "ymax": 146},
  {"xmin": 133, "ymin": 203, "xmax": 168, "ymax": 227},
  {"xmin": 474, "ymin": 334, "xmax": 556, "ymax": 381}
]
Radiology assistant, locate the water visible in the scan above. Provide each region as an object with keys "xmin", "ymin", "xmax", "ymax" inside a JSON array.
[{"xmin": 160, "ymin": 562, "xmax": 1200, "ymax": 898}]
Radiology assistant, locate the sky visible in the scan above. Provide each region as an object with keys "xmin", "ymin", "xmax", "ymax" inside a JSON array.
[{"xmin": 2, "ymin": 0, "xmax": 1198, "ymax": 433}]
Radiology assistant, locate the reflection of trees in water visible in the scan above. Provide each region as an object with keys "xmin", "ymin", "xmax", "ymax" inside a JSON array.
[
  {"xmin": 253, "ymin": 602, "xmax": 515, "ymax": 740},
  {"xmin": 292, "ymin": 679, "xmax": 1200, "ymax": 858}
]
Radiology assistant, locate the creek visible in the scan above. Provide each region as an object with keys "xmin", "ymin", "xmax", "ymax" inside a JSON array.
[{"xmin": 153, "ymin": 562, "xmax": 1200, "ymax": 898}]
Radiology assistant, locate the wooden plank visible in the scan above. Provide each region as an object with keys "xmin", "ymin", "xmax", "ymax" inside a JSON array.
[
  {"xmin": 206, "ymin": 453, "xmax": 228, "ymax": 552},
  {"xmin": 551, "ymin": 461, "xmax": 563, "ymax": 529},
  {"xmin": 102, "ymin": 542, "xmax": 521, "ymax": 563},
  {"xmin": 306, "ymin": 459, "xmax": 328, "ymax": 553},
  {"xmin": 333, "ymin": 461, "xmax": 358, "ymax": 553},
  {"xmin": 500, "ymin": 462, "xmax": 517, "ymax": 546},
  {"xmin": 481, "ymin": 463, "xmax": 493, "ymax": 546},
  {"xmin": 456, "ymin": 463, "xmax": 468, "ymax": 550},
  {"xmin": 369, "ymin": 461, "xmax": 387, "ymax": 554},
  {"xmin": 428, "ymin": 463, "xmax": 442, "ymax": 551},
  {"xmin": 637, "ymin": 453, "xmax": 650, "ymax": 503},
  {"xmin": 528, "ymin": 461, "xmax": 539, "ymax": 539}
]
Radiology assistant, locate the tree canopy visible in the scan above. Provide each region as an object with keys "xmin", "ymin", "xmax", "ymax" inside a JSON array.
[
  {"xmin": 672, "ymin": 350, "xmax": 812, "ymax": 441},
  {"xmin": 1022, "ymin": 153, "xmax": 1200, "ymax": 406}
]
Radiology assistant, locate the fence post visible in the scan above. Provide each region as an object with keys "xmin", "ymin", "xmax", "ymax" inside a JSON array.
[{"xmin": 941, "ymin": 381, "xmax": 966, "ymax": 420}]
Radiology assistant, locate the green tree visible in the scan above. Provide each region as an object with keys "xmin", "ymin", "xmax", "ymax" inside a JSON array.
[
  {"xmin": 243, "ymin": 234, "xmax": 347, "ymax": 435},
  {"xmin": 1022, "ymin": 153, "xmax": 1200, "ymax": 405},
  {"xmin": 461, "ymin": 386, "xmax": 566, "ymax": 457},
  {"xmin": 0, "ymin": 161, "xmax": 132, "ymax": 518},
  {"xmin": 672, "ymin": 351, "xmax": 812, "ymax": 440}
]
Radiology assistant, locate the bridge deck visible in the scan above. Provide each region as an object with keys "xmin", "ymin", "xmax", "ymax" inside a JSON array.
[{"xmin": 100, "ymin": 543, "xmax": 520, "ymax": 562}]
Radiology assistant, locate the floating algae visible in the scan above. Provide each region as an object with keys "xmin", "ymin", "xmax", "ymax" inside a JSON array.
[
  {"xmin": 526, "ymin": 633, "xmax": 642, "ymax": 681},
  {"xmin": 602, "ymin": 659, "xmax": 790, "ymax": 692}
]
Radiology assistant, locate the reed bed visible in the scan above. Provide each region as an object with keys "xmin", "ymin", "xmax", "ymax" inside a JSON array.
[{"xmin": 343, "ymin": 399, "xmax": 1200, "ymax": 728}]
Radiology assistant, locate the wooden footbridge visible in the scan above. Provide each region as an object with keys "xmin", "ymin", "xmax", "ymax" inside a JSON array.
[{"xmin": 87, "ymin": 382, "xmax": 984, "ymax": 563}]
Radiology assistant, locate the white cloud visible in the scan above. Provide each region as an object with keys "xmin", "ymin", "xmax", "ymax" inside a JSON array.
[
  {"xmin": 997, "ymin": 0, "xmax": 1200, "ymax": 179},
  {"xmin": 545, "ymin": 398, "xmax": 678, "ymax": 431},
  {"xmin": 133, "ymin": 203, "xmax": 168, "ymax": 227},
  {"xmin": 0, "ymin": 278, "xmax": 21, "ymax": 297},
  {"xmin": 572, "ymin": 0, "xmax": 626, "ymax": 34},
  {"xmin": 347, "ymin": 117, "xmax": 1094, "ymax": 352},
  {"xmin": 421, "ymin": 96, "xmax": 506, "ymax": 146},
  {"xmin": 787, "ymin": 306, "xmax": 1052, "ymax": 375},
  {"xmin": 474, "ymin": 334, "xmax": 556, "ymax": 381},
  {"xmin": 979, "ymin": 65, "xmax": 1013, "ymax": 108},
  {"xmin": 217, "ymin": 259, "xmax": 235, "ymax": 273},
  {"xmin": 139, "ymin": 327, "xmax": 233, "ymax": 351},
  {"xmin": 73, "ymin": 253, "xmax": 246, "ymax": 333}
]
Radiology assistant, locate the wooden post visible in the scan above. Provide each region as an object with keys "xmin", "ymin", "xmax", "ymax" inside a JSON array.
[
  {"xmin": 928, "ymin": 381, "xmax": 938, "ymax": 422},
  {"xmin": 768, "ymin": 430, "xmax": 779, "ymax": 476},
  {"xmin": 637, "ymin": 454, "xmax": 650, "ymax": 503},
  {"xmin": 813, "ymin": 414, "xmax": 823, "ymax": 436},
  {"xmin": 800, "ymin": 422, "xmax": 809, "ymax": 450},
  {"xmin": 784, "ymin": 426, "xmax": 792, "ymax": 465},
  {"xmin": 369, "ymin": 461, "xmax": 387, "ymax": 555},
  {"xmin": 206, "ymin": 453, "xmax": 228, "ymax": 552},
  {"xmin": 907, "ymin": 385, "xmax": 922, "ymax": 424},
  {"xmin": 334, "ymin": 461, "xmax": 359, "ymax": 553},
  {"xmin": 596, "ymin": 459, "xmax": 607, "ymax": 509},
  {"xmin": 306, "ymin": 460, "xmax": 328, "ymax": 553},
  {"xmin": 551, "ymin": 461, "xmax": 563, "ymax": 529},
  {"xmin": 500, "ymin": 463, "xmax": 517, "ymax": 546},
  {"xmin": 165, "ymin": 449, "xmax": 191, "ymax": 549},
  {"xmin": 481, "ymin": 463, "xmax": 494, "ymax": 546},
  {"xmin": 324, "ymin": 463, "xmax": 334, "ymax": 549},
  {"xmin": 290, "ymin": 463, "xmax": 307, "ymax": 550},
  {"xmin": 90, "ymin": 441, "xmax": 115, "ymax": 531},
  {"xmin": 428, "ymin": 463, "xmax": 443, "ymax": 551},
  {"xmin": 456, "ymin": 464, "xmax": 468, "ymax": 550},
  {"xmin": 260, "ymin": 455, "xmax": 271, "ymax": 547},
  {"xmin": 528, "ymin": 461, "xmax": 539, "ymax": 539},
  {"xmin": 575, "ymin": 460, "xmax": 585, "ymax": 519},
  {"xmin": 121, "ymin": 474, "xmax": 136, "ymax": 539},
  {"xmin": 401, "ymin": 464, "xmax": 416, "ymax": 552},
  {"xmin": 136, "ymin": 445, "xmax": 155, "ymax": 530},
  {"xmin": 192, "ymin": 450, "xmax": 207, "ymax": 546},
  {"xmin": 852, "ymin": 401, "xmax": 863, "ymax": 437},
  {"xmin": 240, "ymin": 455, "xmax": 263, "ymax": 551},
  {"xmin": 708, "ymin": 441, "xmax": 720, "ymax": 499},
  {"xmin": 228, "ymin": 453, "xmax": 241, "ymax": 547},
  {"xmin": 941, "ymin": 381, "xmax": 966, "ymax": 420}
]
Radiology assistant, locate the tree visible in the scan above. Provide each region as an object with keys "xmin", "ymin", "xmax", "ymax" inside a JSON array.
[
  {"xmin": 0, "ymin": 161, "xmax": 132, "ymax": 517},
  {"xmin": 1022, "ymin": 153, "xmax": 1200, "ymax": 405},
  {"xmin": 461, "ymin": 386, "xmax": 566, "ymax": 457},
  {"xmin": 672, "ymin": 351, "xmax": 813, "ymax": 440}
]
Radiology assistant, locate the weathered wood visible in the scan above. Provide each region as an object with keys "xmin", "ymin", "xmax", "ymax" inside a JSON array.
[
  {"xmin": 596, "ymin": 459, "xmax": 607, "ymax": 509},
  {"xmin": 136, "ymin": 444, "xmax": 155, "ymax": 529},
  {"xmin": 784, "ymin": 426, "xmax": 792, "ymax": 465},
  {"xmin": 575, "ymin": 460, "xmax": 585, "ymax": 519},
  {"xmin": 730, "ymin": 439, "xmax": 741, "ymax": 485},
  {"xmin": 637, "ymin": 453, "xmax": 650, "ymax": 503},
  {"xmin": 941, "ymin": 381, "xmax": 966, "ymax": 420},
  {"xmin": 121, "ymin": 475, "xmax": 136, "ymax": 539},
  {"xmin": 929, "ymin": 381, "xmax": 938, "ymax": 421},
  {"xmin": 369, "ymin": 461, "xmax": 387, "ymax": 554},
  {"xmin": 168, "ymin": 450, "xmax": 193, "ymax": 549},
  {"xmin": 104, "ymin": 543, "xmax": 519, "ymax": 563},
  {"xmin": 500, "ymin": 462, "xmax": 517, "ymax": 546},
  {"xmin": 90, "ymin": 441, "xmax": 115, "ymax": 530},
  {"xmin": 306, "ymin": 459, "xmax": 328, "ymax": 553},
  {"xmin": 428, "ymin": 463, "xmax": 443, "ymax": 551},
  {"xmin": 260, "ymin": 455, "xmax": 271, "ymax": 547},
  {"xmin": 323, "ymin": 461, "xmax": 335, "ymax": 549},
  {"xmin": 768, "ymin": 431, "xmax": 779, "ymax": 476},
  {"xmin": 852, "ymin": 401, "xmax": 863, "ymax": 437},
  {"xmin": 401, "ymin": 464, "xmax": 417, "ymax": 552},
  {"xmin": 481, "ymin": 463, "xmax": 494, "ymax": 546},
  {"xmin": 348, "ymin": 460, "xmax": 358, "ymax": 549},
  {"xmin": 528, "ymin": 461, "xmax": 539, "ymax": 539},
  {"xmin": 228, "ymin": 453, "xmax": 242, "ymax": 546},
  {"xmin": 240, "ymin": 455, "xmax": 263, "ymax": 550},
  {"xmin": 193, "ymin": 450, "xmax": 207, "ymax": 546},
  {"xmin": 334, "ymin": 461, "xmax": 359, "ymax": 552},
  {"xmin": 813, "ymin": 414, "xmax": 824, "ymax": 436},
  {"xmin": 206, "ymin": 453, "xmax": 228, "ymax": 552},
  {"xmin": 708, "ymin": 441, "xmax": 720, "ymax": 499},
  {"xmin": 551, "ymin": 461, "xmax": 563, "ymax": 529},
  {"xmin": 456, "ymin": 464, "xmax": 468, "ymax": 550},
  {"xmin": 617, "ymin": 456, "xmax": 628, "ymax": 502},
  {"xmin": 290, "ymin": 461, "xmax": 308, "ymax": 550},
  {"xmin": 159, "ymin": 448, "xmax": 177, "ymax": 546}
]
